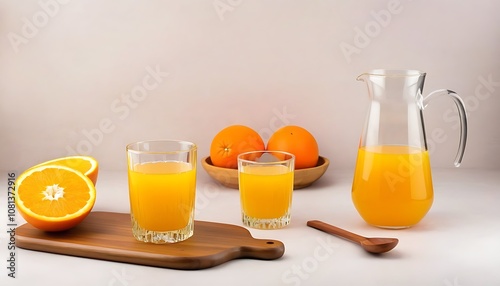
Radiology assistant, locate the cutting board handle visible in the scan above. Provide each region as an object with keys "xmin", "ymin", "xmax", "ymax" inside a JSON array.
[{"xmin": 240, "ymin": 238, "xmax": 285, "ymax": 260}]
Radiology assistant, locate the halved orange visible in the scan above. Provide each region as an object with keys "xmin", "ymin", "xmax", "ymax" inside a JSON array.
[
  {"xmin": 15, "ymin": 165, "xmax": 96, "ymax": 232},
  {"xmin": 30, "ymin": 156, "xmax": 98, "ymax": 185}
]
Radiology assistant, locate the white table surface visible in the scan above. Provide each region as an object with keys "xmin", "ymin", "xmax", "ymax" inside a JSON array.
[{"xmin": 1, "ymin": 168, "xmax": 499, "ymax": 286}]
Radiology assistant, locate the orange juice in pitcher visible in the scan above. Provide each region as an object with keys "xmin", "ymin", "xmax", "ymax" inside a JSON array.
[
  {"xmin": 352, "ymin": 145, "xmax": 433, "ymax": 228},
  {"xmin": 352, "ymin": 70, "xmax": 468, "ymax": 228}
]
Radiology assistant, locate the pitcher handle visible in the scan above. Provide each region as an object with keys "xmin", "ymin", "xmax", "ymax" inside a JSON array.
[{"xmin": 423, "ymin": 89, "xmax": 468, "ymax": 167}]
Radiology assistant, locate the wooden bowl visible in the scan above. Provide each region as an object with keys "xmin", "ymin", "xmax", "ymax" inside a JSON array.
[
  {"xmin": 293, "ymin": 156, "xmax": 330, "ymax": 189},
  {"xmin": 201, "ymin": 156, "xmax": 330, "ymax": 190}
]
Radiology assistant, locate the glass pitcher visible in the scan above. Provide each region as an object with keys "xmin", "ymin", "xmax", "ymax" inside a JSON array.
[{"xmin": 352, "ymin": 69, "xmax": 467, "ymax": 229}]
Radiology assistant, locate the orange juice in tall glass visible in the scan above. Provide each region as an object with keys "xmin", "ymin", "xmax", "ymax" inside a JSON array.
[
  {"xmin": 127, "ymin": 140, "xmax": 196, "ymax": 243},
  {"xmin": 128, "ymin": 161, "xmax": 195, "ymax": 231}
]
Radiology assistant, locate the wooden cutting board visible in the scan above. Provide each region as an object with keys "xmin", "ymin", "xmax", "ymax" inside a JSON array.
[{"xmin": 15, "ymin": 211, "xmax": 285, "ymax": 270}]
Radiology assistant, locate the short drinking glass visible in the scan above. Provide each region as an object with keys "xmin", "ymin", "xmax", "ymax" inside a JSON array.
[{"xmin": 238, "ymin": 151, "xmax": 295, "ymax": 229}]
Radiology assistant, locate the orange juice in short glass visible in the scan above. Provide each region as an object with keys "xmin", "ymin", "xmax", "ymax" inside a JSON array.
[
  {"xmin": 127, "ymin": 140, "xmax": 196, "ymax": 243},
  {"xmin": 238, "ymin": 151, "xmax": 294, "ymax": 229}
]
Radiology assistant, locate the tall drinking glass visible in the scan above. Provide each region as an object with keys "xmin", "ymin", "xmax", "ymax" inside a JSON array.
[{"xmin": 126, "ymin": 140, "xmax": 197, "ymax": 243}]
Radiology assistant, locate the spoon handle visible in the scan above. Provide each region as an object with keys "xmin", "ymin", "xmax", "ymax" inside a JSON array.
[{"xmin": 307, "ymin": 220, "xmax": 366, "ymax": 245}]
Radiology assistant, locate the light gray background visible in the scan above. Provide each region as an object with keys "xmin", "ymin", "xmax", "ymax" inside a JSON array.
[{"xmin": 1, "ymin": 0, "xmax": 499, "ymax": 172}]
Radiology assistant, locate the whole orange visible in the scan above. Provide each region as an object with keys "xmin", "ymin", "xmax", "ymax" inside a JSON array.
[
  {"xmin": 267, "ymin": 125, "xmax": 319, "ymax": 169},
  {"xmin": 210, "ymin": 125, "xmax": 265, "ymax": 169}
]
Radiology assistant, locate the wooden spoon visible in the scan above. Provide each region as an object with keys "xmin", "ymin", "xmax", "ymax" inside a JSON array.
[{"xmin": 307, "ymin": 220, "xmax": 399, "ymax": 254}]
